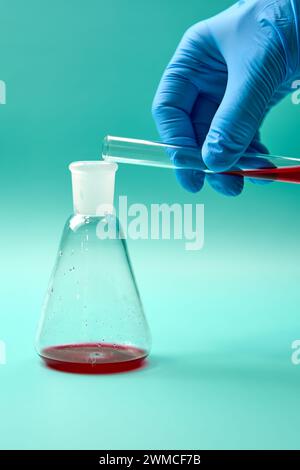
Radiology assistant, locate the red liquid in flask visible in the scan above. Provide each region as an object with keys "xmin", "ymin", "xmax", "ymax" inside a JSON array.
[
  {"xmin": 41, "ymin": 343, "xmax": 147, "ymax": 374},
  {"xmin": 227, "ymin": 165, "xmax": 300, "ymax": 184}
]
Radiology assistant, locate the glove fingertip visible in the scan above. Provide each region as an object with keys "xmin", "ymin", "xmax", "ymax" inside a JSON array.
[
  {"xmin": 206, "ymin": 174, "xmax": 244, "ymax": 197},
  {"xmin": 175, "ymin": 169, "xmax": 205, "ymax": 193},
  {"xmin": 202, "ymin": 139, "xmax": 241, "ymax": 172}
]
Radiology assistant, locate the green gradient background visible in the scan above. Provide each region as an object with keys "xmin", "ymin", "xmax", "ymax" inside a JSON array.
[{"xmin": 1, "ymin": 0, "xmax": 300, "ymax": 450}]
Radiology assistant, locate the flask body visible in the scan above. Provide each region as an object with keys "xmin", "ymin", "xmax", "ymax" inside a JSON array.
[{"xmin": 36, "ymin": 214, "xmax": 151, "ymax": 373}]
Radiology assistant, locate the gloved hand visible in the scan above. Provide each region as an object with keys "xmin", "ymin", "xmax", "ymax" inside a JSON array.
[{"xmin": 152, "ymin": 0, "xmax": 300, "ymax": 195}]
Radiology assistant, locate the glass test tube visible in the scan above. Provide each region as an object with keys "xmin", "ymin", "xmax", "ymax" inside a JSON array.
[{"xmin": 102, "ymin": 135, "xmax": 300, "ymax": 184}]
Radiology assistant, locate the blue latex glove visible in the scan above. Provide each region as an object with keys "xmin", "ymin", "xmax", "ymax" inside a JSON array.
[{"xmin": 152, "ymin": 0, "xmax": 300, "ymax": 195}]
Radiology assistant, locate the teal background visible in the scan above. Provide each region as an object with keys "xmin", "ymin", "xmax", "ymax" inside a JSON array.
[{"xmin": 1, "ymin": 0, "xmax": 300, "ymax": 449}]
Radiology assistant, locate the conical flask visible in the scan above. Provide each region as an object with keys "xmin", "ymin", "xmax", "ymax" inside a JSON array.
[{"xmin": 36, "ymin": 161, "xmax": 151, "ymax": 373}]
